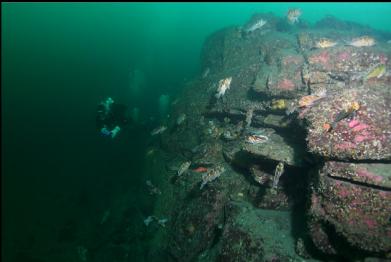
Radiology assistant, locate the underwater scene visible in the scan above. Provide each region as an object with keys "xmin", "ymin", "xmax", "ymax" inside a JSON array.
[{"xmin": 2, "ymin": 2, "xmax": 391, "ymax": 262}]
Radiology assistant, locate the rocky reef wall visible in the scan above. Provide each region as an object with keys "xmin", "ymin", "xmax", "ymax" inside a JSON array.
[{"xmin": 149, "ymin": 13, "xmax": 391, "ymax": 261}]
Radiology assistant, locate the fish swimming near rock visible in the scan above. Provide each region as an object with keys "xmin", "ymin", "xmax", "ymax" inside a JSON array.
[
  {"xmin": 245, "ymin": 19, "xmax": 267, "ymax": 33},
  {"xmin": 345, "ymin": 36, "xmax": 376, "ymax": 47},
  {"xmin": 202, "ymin": 67, "xmax": 210, "ymax": 78},
  {"xmin": 176, "ymin": 113, "xmax": 187, "ymax": 125},
  {"xmin": 328, "ymin": 101, "xmax": 360, "ymax": 131},
  {"xmin": 192, "ymin": 167, "xmax": 208, "ymax": 173},
  {"xmin": 146, "ymin": 180, "xmax": 162, "ymax": 195},
  {"xmin": 271, "ymin": 99, "xmax": 287, "ymax": 110},
  {"xmin": 365, "ymin": 64, "xmax": 386, "ymax": 80},
  {"xmin": 298, "ymin": 95, "xmax": 325, "ymax": 108},
  {"xmin": 215, "ymin": 77, "xmax": 232, "ymax": 99},
  {"xmin": 272, "ymin": 162, "xmax": 285, "ymax": 190},
  {"xmin": 246, "ymin": 134, "xmax": 269, "ymax": 144},
  {"xmin": 177, "ymin": 161, "xmax": 191, "ymax": 176},
  {"xmin": 200, "ymin": 166, "xmax": 225, "ymax": 189},
  {"xmin": 298, "ymin": 88, "xmax": 327, "ymax": 108},
  {"xmin": 287, "ymin": 8, "xmax": 302, "ymax": 24},
  {"xmin": 315, "ymin": 38, "xmax": 338, "ymax": 49},
  {"xmin": 151, "ymin": 126, "xmax": 167, "ymax": 136}
]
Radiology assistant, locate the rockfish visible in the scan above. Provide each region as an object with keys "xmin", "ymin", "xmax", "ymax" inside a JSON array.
[
  {"xmin": 315, "ymin": 38, "xmax": 338, "ymax": 49},
  {"xmin": 245, "ymin": 19, "xmax": 267, "ymax": 33},
  {"xmin": 346, "ymin": 36, "xmax": 376, "ymax": 47},
  {"xmin": 215, "ymin": 77, "xmax": 232, "ymax": 99},
  {"xmin": 365, "ymin": 64, "xmax": 386, "ymax": 80},
  {"xmin": 177, "ymin": 161, "xmax": 191, "ymax": 176},
  {"xmin": 176, "ymin": 113, "xmax": 187, "ymax": 125},
  {"xmin": 287, "ymin": 8, "xmax": 302, "ymax": 24},
  {"xmin": 246, "ymin": 134, "xmax": 269, "ymax": 144},
  {"xmin": 151, "ymin": 126, "xmax": 167, "ymax": 136},
  {"xmin": 193, "ymin": 166, "xmax": 208, "ymax": 173},
  {"xmin": 200, "ymin": 166, "xmax": 225, "ymax": 189}
]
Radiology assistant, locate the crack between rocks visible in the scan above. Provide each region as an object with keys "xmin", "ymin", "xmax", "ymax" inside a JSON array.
[{"xmin": 327, "ymin": 174, "xmax": 391, "ymax": 192}]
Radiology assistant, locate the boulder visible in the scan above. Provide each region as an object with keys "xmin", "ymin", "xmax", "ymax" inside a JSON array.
[
  {"xmin": 308, "ymin": 162, "xmax": 391, "ymax": 256},
  {"xmin": 303, "ymin": 85, "xmax": 391, "ymax": 160}
]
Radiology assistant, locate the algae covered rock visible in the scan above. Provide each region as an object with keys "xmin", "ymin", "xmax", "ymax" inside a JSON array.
[
  {"xmin": 216, "ymin": 201, "xmax": 313, "ymax": 262},
  {"xmin": 241, "ymin": 128, "xmax": 307, "ymax": 167},
  {"xmin": 308, "ymin": 162, "xmax": 391, "ymax": 256},
  {"xmin": 254, "ymin": 113, "xmax": 293, "ymax": 129},
  {"xmin": 168, "ymin": 186, "xmax": 228, "ymax": 261},
  {"xmin": 303, "ymin": 85, "xmax": 391, "ymax": 161},
  {"xmin": 325, "ymin": 161, "xmax": 391, "ymax": 189},
  {"xmin": 156, "ymin": 11, "xmax": 391, "ymax": 262},
  {"xmin": 252, "ymin": 32, "xmax": 307, "ymax": 98}
]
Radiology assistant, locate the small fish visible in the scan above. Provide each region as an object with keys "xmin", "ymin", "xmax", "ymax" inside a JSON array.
[
  {"xmin": 298, "ymin": 89, "xmax": 327, "ymax": 108},
  {"xmin": 144, "ymin": 216, "xmax": 168, "ymax": 227},
  {"xmin": 346, "ymin": 36, "xmax": 376, "ymax": 47},
  {"xmin": 157, "ymin": 218, "xmax": 168, "ymax": 227},
  {"xmin": 176, "ymin": 113, "xmax": 187, "ymax": 125},
  {"xmin": 272, "ymin": 162, "xmax": 285, "ymax": 189},
  {"xmin": 192, "ymin": 167, "xmax": 208, "ymax": 173},
  {"xmin": 171, "ymin": 98, "xmax": 179, "ymax": 106},
  {"xmin": 315, "ymin": 38, "xmax": 338, "ymax": 49},
  {"xmin": 177, "ymin": 161, "xmax": 191, "ymax": 176},
  {"xmin": 365, "ymin": 64, "xmax": 386, "ymax": 80},
  {"xmin": 146, "ymin": 180, "xmax": 161, "ymax": 195},
  {"xmin": 151, "ymin": 126, "xmax": 167, "ymax": 136},
  {"xmin": 144, "ymin": 216, "xmax": 155, "ymax": 226},
  {"xmin": 287, "ymin": 8, "xmax": 302, "ymax": 24},
  {"xmin": 298, "ymin": 95, "xmax": 322, "ymax": 108},
  {"xmin": 330, "ymin": 101, "xmax": 360, "ymax": 130},
  {"xmin": 271, "ymin": 99, "xmax": 286, "ymax": 110},
  {"xmin": 245, "ymin": 19, "xmax": 267, "ymax": 33},
  {"xmin": 215, "ymin": 77, "xmax": 232, "ymax": 99},
  {"xmin": 246, "ymin": 134, "xmax": 269, "ymax": 144},
  {"xmin": 200, "ymin": 166, "xmax": 225, "ymax": 189},
  {"xmin": 323, "ymin": 123, "xmax": 332, "ymax": 132},
  {"xmin": 100, "ymin": 210, "xmax": 111, "ymax": 225},
  {"xmin": 146, "ymin": 148, "xmax": 156, "ymax": 156},
  {"xmin": 202, "ymin": 67, "xmax": 210, "ymax": 78}
]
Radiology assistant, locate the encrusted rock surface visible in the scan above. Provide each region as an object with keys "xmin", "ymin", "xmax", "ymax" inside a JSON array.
[
  {"xmin": 303, "ymin": 85, "xmax": 391, "ymax": 161},
  {"xmin": 308, "ymin": 164, "xmax": 391, "ymax": 255},
  {"xmin": 147, "ymin": 12, "xmax": 391, "ymax": 261}
]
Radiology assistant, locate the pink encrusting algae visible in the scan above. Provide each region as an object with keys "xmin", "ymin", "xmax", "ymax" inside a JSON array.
[
  {"xmin": 277, "ymin": 79, "xmax": 295, "ymax": 90},
  {"xmin": 347, "ymin": 119, "xmax": 375, "ymax": 143},
  {"xmin": 354, "ymin": 134, "xmax": 373, "ymax": 143},
  {"xmin": 348, "ymin": 119, "xmax": 360, "ymax": 128},
  {"xmin": 335, "ymin": 141, "xmax": 356, "ymax": 150},
  {"xmin": 348, "ymin": 119, "xmax": 370, "ymax": 132},
  {"xmin": 338, "ymin": 188, "xmax": 350, "ymax": 198},
  {"xmin": 363, "ymin": 218, "xmax": 377, "ymax": 229},
  {"xmin": 309, "ymin": 51, "xmax": 329, "ymax": 65},
  {"xmin": 379, "ymin": 53, "xmax": 388, "ymax": 64},
  {"xmin": 337, "ymin": 51, "xmax": 351, "ymax": 61},
  {"xmin": 356, "ymin": 168, "xmax": 383, "ymax": 183},
  {"xmin": 350, "ymin": 122, "xmax": 370, "ymax": 132}
]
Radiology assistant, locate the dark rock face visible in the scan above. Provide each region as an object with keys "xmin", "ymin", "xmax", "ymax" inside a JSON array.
[
  {"xmin": 155, "ymin": 12, "xmax": 391, "ymax": 261},
  {"xmin": 215, "ymin": 201, "xmax": 266, "ymax": 262},
  {"xmin": 168, "ymin": 187, "xmax": 227, "ymax": 261}
]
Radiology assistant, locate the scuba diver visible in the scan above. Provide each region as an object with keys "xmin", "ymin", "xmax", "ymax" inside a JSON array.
[{"xmin": 96, "ymin": 97, "xmax": 131, "ymax": 138}]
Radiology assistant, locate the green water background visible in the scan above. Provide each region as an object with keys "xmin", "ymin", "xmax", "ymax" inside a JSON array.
[{"xmin": 2, "ymin": 2, "xmax": 391, "ymax": 261}]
